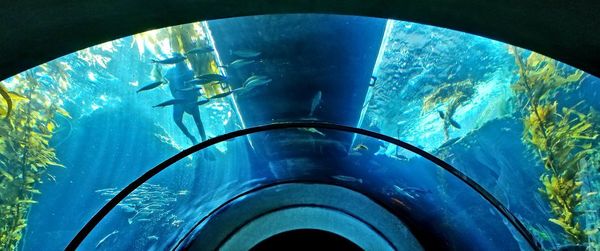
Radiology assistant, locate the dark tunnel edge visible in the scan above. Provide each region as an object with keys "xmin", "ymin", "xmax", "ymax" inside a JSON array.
[
  {"xmin": 173, "ymin": 181, "xmax": 436, "ymax": 250},
  {"xmin": 65, "ymin": 121, "xmax": 542, "ymax": 250},
  {"xmin": 213, "ymin": 203, "xmax": 396, "ymax": 250},
  {"xmin": 1, "ymin": 1, "xmax": 600, "ymax": 80}
]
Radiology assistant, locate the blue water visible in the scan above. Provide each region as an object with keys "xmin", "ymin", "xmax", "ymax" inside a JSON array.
[{"xmin": 0, "ymin": 14, "xmax": 597, "ymax": 250}]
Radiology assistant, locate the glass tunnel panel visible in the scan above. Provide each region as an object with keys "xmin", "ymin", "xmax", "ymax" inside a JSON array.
[
  {"xmin": 0, "ymin": 14, "xmax": 597, "ymax": 251},
  {"xmin": 82, "ymin": 135, "xmax": 260, "ymax": 250},
  {"xmin": 78, "ymin": 129, "xmax": 531, "ymax": 251},
  {"xmin": 358, "ymin": 19, "xmax": 600, "ymax": 250}
]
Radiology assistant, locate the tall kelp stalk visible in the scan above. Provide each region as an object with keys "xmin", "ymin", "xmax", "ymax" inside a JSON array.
[
  {"xmin": 0, "ymin": 62, "xmax": 71, "ymax": 250},
  {"xmin": 580, "ymin": 116, "xmax": 600, "ymax": 249},
  {"xmin": 510, "ymin": 46, "xmax": 598, "ymax": 244},
  {"xmin": 167, "ymin": 24, "xmax": 220, "ymax": 77}
]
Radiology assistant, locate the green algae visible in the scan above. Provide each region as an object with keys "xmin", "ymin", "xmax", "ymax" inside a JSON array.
[
  {"xmin": 0, "ymin": 63, "xmax": 70, "ymax": 250},
  {"xmin": 510, "ymin": 46, "xmax": 598, "ymax": 244},
  {"xmin": 423, "ymin": 79, "xmax": 476, "ymax": 140}
]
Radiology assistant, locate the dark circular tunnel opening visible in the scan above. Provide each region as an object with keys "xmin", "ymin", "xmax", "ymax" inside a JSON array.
[{"xmin": 249, "ymin": 229, "xmax": 363, "ymax": 251}]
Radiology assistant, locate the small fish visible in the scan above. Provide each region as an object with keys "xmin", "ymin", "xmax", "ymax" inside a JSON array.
[
  {"xmin": 195, "ymin": 99, "xmax": 210, "ymax": 106},
  {"xmin": 96, "ymin": 230, "xmax": 119, "ymax": 249},
  {"xmin": 151, "ymin": 53, "xmax": 186, "ymax": 64},
  {"xmin": 100, "ymin": 192, "xmax": 116, "ymax": 197},
  {"xmin": 232, "ymin": 49, "xmax": 261, "ymax": 58},
  {"xmin": 48, "ymin": 174, "xmax": 56, "ymax": 182},
  {"xmin": 332, "ymin": 175, "xmax": 363, "ymax": 184},
  {"xmin": 403, "ymin": 187, "xmax": 431, "ymax": 195},
  {"xmin": 95, "ymin": 188, "xmax": 117, "ymax": 193},
  {"xmin": 309, "ymin": 91, "xmax": 322, "ymax": 117},
  {"xmin": 210, "ymin": 91, "xmax": 233, "ymax": 99},
  {"xmin": 136, "ymin": 81, "xmax": 164, "ymax": 93},
  {"xmin": 120, "ymin": 205, "xmax": 137, "ymax": 214},
  {"xmin": 245, "ymin": 77, "xmax": 272, "ymax": 89},
  {"xmin": 393, "ymin": 185, "xmax": 431, "ymax": 199},
  {"xmin": 242, "ymin": 75, "xmax": 269, "ymax": 86},
  {"xmin": 184, "ymin": 79, "xmax": 208, "ymax": 86},
  {"xmin": 153, "ymin": 98, "xmax": 193, "ymax": 108},
  {"xmin": 147, "ymin": 235, "xmax": 159, "ymax": 241},
  {"xmin": 390, "ymin": 197, "xmax": 410, "ymax": 210},
  {"xmin": 395, "ymin": 154, "xmax": 409, "ymax": 161},
  {"xmin": 191, "ymin": 74, "xmax": 228, "ymax": 84},
  {"xmin": 222, "ymin": 59, "xmax": 255, "ymax": 69},
  {"xmin": 178, "ymin": 86, "xmax": 202, "ymax": 92},
  {"xmin": 393, "ymin": 185, "xmax": 415, "ymax": 199},
  {"xmin": 232, "ymin": 87, "xmax": 247, "ymax": 94},
  {"xmin": 145, "ymin": 204, "xmax": 164, "ymax": 209},
  {"xmin": 138, "ymin": 210, "xmax": 154, "ymax": 215},
  {"xmin": 244, "ymin": 75, "xmax": 269, "ymax": 82},
  {"xmin": 136, "ymin": 218, "xmax": 152, "ymax": 222},
  {"xmin": 298, "ymin": 128, "xmax": 326, "ymax": 136},
  {"xmin": 353, "ymin": 144, "xmax": 368, "ymax": 151},
  {"xmin": 185, "ymin": 46, "xmax": 214, "ymax": 56},
  {"xmin": 177, "ymin": 190, "xmax": 190, "ymax": 196}
]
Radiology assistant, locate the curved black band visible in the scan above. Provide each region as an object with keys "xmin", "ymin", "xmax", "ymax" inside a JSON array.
[{"xmin": 65, "ymin": 121, "xmax": 541, "ymax": 250}]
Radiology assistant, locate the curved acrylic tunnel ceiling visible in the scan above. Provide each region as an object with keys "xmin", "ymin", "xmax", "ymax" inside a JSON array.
[
  {"xmin": 0, "ymin": 14, "xmax": 599, "ymax": 251},
  {"xmin": 0, "ymin": 0, "xmax": 600, "ymax": 79},
  {"xmin": 69, "ymin": 124, "xmax": 535, "ymax": 250}
]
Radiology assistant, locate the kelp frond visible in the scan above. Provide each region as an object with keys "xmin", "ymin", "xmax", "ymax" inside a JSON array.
[
  {"xmin": 511, "ymin": 46, "xmax": 596, "ymax": 244},
  {"xmin": 0, "ymin": 84, "xmax": 28, "ymax": 119},
  {"xmin": 423, "ymin": 79, "xmax": 476, "ymax": 113},
  {"xmin": 0, "ymin": 66, "xmax": 69, "ymax": 249},
  {"xmin": 423, "ymin": 79, "xmax": 475, "ymax": 139}
]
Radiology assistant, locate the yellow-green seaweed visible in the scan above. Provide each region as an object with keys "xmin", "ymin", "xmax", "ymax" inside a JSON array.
[
  {"xmin": 132, "ymin": 22, "xmax": 228, "ymax": 97},
  {"xmin": 0, "ymin": 63, "xmax": 70, "ymax": 250},
  {"xmin": 422, "ymin": 79, "xmax": 475, "ymax": 140},
  {"xmin": 510, "ymin": 46, "xmax": 597, "ymax": 244}
]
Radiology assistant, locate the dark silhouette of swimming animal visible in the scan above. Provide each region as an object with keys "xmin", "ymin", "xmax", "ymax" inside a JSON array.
[
  {"xmin": 193, "ymin": 73, "xmax": 228, "ymax": 84},
  {"xmin": 220, "ymin": 59, "xmax": 255, "ymax": 69},
  {"xmin": 438, "ymin": 110, "xmax": 461, "ymax": 129},
  {"xmin": 136, "ymin": 81, "xmax": 165, "ymax": 93},
  {"xmin": 185, "ymin": 46, "xmax": 214, "ymax": 56},
  {"xmin": 152, "ymin": 53, "xmax": 187, "ymax": 64},
  {"xmin": 152, "ymin": 98, "xmax": 192, "ymax": 108},
  {"xmin": 210, "ymin": 91, "xmax": 233, "ymax": 99}
]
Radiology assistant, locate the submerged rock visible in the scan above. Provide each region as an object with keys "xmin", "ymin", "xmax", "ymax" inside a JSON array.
[{"xmin": 433, "ymin": 116, "xmax": 560, "ymax": 247}]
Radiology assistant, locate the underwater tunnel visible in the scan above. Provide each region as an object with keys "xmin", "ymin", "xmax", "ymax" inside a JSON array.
[{"xmin": 0, "ymin": 3, "xmax": 599, "ymax": 251}]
